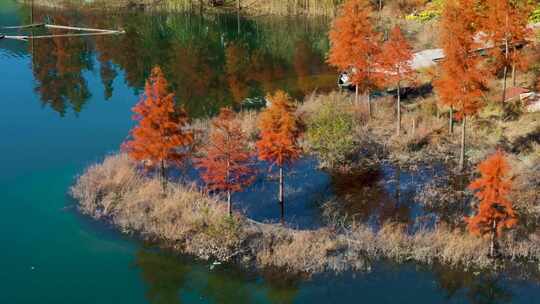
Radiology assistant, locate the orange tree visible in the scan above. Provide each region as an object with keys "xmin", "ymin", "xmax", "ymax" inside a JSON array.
[
  {"xmin": 122, "ymin": 66, "xmax": 193, "ymax": 190},
  {"xmin": 481, "ymin": 0, "xmax": 532, "ymax": 102},
  {"xmin": 466, "ymin": 150, "xmax": 517, "ymax": 257},
  {"xmin": 195, "ymin": 108, "xmax": 255, "ymax": 216},
  {"xmin": 327, "ymin": 0, "xmax": 383, "ymax": 114},
  {"xmin": 379, "ymin": 26, "xmax": 415, "ymax": 136},
  {"xmin": 256, "ymin": 90, "xmax": 302, "ymax": 223},
  {"xmin": 434, "ymin": 0, "xmax": 487, "ymax": 171}
]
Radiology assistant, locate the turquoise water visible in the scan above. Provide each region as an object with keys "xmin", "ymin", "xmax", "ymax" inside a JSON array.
[{"xmin": 1, "ymin": 1, "xmax": 540, "ymax": 303}]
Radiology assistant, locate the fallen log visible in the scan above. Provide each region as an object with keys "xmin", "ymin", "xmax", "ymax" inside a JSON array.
[
  {"xmin": 1, "ymin": 30, "xmax": 125, "ymax": 41},
  {"xmin": 1, "ymin": 23, "xmax": 124, "ymax": 34},
  {"xmin": 1, "ymin": 23, "xmax": 45, "ymax": 29},
  {"xmin": 44, "ymin": 24, "xmax": 122, "ymax": 33}
]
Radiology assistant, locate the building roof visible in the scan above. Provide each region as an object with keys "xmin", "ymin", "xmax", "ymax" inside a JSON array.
[{"xmin": 410, "ymin": 49, "xmax": 445, "ymax": 70}]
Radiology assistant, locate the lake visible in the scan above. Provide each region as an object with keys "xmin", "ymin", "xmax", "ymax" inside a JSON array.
[{"xmin": 1, "ymin": 1, "xmax": 540, "ymax": 303}]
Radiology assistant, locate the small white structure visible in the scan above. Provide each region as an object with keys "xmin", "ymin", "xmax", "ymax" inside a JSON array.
[
  {"xmin": 410, "ymin": 48, "xmax": 445, "ymax": 70},
  {"xmin": 524, "ymin": 94, "xmax": 540, "ymax": 113}
]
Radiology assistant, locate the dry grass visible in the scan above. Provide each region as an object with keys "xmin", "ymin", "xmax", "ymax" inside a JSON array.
[
  {"xmin": 72, "ymin": 154, "xmax": 247, "ymax": 261},
  {"xmin": 510, "ymin": 144, "xmax": 540, "ymax": 219}
]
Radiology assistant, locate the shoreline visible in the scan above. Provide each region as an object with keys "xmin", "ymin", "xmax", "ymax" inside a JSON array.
[
  {"xmin": 71, "ymin": 90, "xmax": 540, "ymax": 276},
  {"xmin": 71, "ymin": 152, "xmax": 540, "ymax": 276}
]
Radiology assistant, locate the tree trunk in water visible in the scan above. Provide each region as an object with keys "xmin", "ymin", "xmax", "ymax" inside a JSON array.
[
  {"xmin": 449, "ymin": 107, "xmax": 454, "ymax": 134},
  {"xmin": 396, "ymin": 83, "xmax": 401, "ymax": 136},
  {"xmin": 279, "ymin": 166, "xmax": 284, "ymax": 224},
  {"xmin": 459, "ymin": 115, "xmax": 466, "ymax": 171},
  {"xmin": 160, "ymin": 160, "xmax": 167, "ymax": 193},
  {"xmin": 227, "ymin": 190, "xmax": 232, "ymax": 216}
]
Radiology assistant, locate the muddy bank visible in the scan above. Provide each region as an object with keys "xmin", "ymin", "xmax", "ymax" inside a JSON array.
[{"xmin": 72, "ymin": 153, "xmax": 540, "ymax": 275}]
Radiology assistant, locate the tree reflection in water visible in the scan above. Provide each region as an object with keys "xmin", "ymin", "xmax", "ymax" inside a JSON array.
[
  {"xmin": 135, "ymin": 249, "xmax": 190, "ymax": 304},
  {"xmin": 22, "ymin": 7, "xmax": 336, "ymax": 118},
  {"xmin": 431, "ymin": 264, "xmax": 513, "ymax": 304},
  {"xmin": 330, "ymin": 165, "xmax": 414, "ymax": 229},
  {"xmin": 134, "ymin": 249, "xmax": 301, "ymax": 304}
]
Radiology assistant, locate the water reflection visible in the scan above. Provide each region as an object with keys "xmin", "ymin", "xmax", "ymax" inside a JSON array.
[
  {"xmin": 134, "ymin": 248, "xmax": 301, "ymax": 304},
  {"xmin": 136, "ymin": 249, "xmax": 190, "ymax": 304},
  {"xmin": 431, "ymin": 265, "xmax": 513, "ymax": 304},
  {"xmin": 4, "ymin": 6, "xmax": 336, "ymax": 117},
  {"xmin": 329, "ymin": 163, "xmax": 449, "ymax": 231}
]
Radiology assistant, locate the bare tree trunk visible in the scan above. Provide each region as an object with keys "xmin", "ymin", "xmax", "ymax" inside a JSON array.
[
  {"xmin": 355, "ymin": 84, "xmax": 359, "ymax": 105},
  {"xmin": 279, "ymin": 166, "xmax": 284, "ymax": 224},
  {"xmin": 377, "ymin": 0, "xmax": 383, "ymax": 22},
  {"xmin": 396, "ymin": 82, "xmax": 401, "ymax": 135},
  {"xmin": 160, "ymin": 160, "xmax": 167, "ymax": 193},
  {"xmin": 449, "ymin": 106, "xmax": 454, "ymax": 134},
  {"xmin": 512, "ymin": 62, "xmax": 517, "ymax": 86},
  {"xmin": 367, "ymin": 89, "xmax": 372, "ymax": 117},
  {"xmin": 459, "ymin": 115, "xmax": 466, "ymax": 171},
  {"xmin": 501, "ymin": 17, "xmax": 509, "ymax": 103},
  {"xmin": 490, "ymin": 218, "xmax": 497, "ymax": 258},
  {"xmin": 502, "ymin": 64, "xmax": 508, "ymax": 103},
  {"xmin": 226, "ymin": 158, "xmax": 231, "ymax": 216},
  {"xmin": 227, "ymin": 190, "xmax": 232, "ymax": 216}
]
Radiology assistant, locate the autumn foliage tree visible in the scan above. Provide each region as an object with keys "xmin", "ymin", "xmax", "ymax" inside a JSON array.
[
  {"xmin": 195, "ymin": 108, "xmax": 255, "ymax": 216},
  {"xmin": 257, "ymin": 90, "xmax": 302, "ymax": 223},
  {"xmin": 328, "ymin": 0, "xmax": 383, "ymax": 115},
  {"xmin": 466, "ymin": 150, "xmax": 517, "ymax": 257},
  {"xmin": 481, "ymin": 0, "xmax": 532, "ymax": 102},
  {"xmin": 379, "ymin": 26, "xmax": 415, "ymax": 135},
  {"xmin": 122, "ymin": 66, "xmax": 193, "ymax": 190},
  {"xmin": 434, "ymin": 0, "xmax": 486, "ymax": 171}
]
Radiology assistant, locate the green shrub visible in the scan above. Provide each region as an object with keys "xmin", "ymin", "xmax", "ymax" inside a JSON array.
[
  {"xmin": 405, "ymin": 0, "xmax": 443, "ymax": 22},
  {"xmin": 305, "ymin": 100, "xmax": 358, "ymax": 169},
  {"xmin": 530, "ymin": 6, "xmax": 540, "ymax": 23}
]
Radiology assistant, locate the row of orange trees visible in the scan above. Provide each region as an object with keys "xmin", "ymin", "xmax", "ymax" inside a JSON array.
[
  {"xmin": 122, "ymin": 67, "xmax": 301, "ymax": 222},
  {"xmin": 327, "ymin": 0, "xmax": 525, "ymax": 255},
  {"xmin": 327, "ymin": 0, "xmax": 532, "ymax": 171},
  {"xmin": 122, "ymin": 68, "xmax": 518, "ymax": 256}
]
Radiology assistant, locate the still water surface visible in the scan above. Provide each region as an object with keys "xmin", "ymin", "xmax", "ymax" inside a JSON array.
[{"xmin": 1, "ymin": 1, "xmax": 540, "ymax": 303}]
